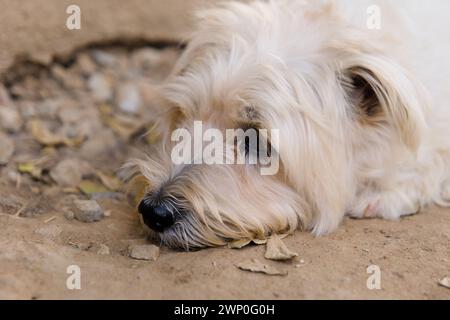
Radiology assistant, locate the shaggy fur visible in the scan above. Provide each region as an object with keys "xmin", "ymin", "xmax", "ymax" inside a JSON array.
[{"xmin": 125, "ymin": 0, "xmax": 450, "ymax": 250}]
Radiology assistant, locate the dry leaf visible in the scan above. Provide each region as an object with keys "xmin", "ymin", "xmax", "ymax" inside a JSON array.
[
  {"xmin": 18, "ymin": 162, "xmax": 42, "ymax": 179},
  {"xmin": 102, "ymin": 115, "xmax": 142, "ymax": 140},
  {"xmin": 439, "ymin": 277, "xmax": 450, "ymax": 289},
  {"xmin": 96, "ymin": 171, "xmax": 122, "ymax": 191},
  {"xmin": 265, "ymin": 234, "xmax": 298, "ymax": 261},
  {"xmin": 30, "ymin": 119, "xmax": 82, "ymax": 146},
  {"xmin": 78, "ymin": 180, "xmax": 109, "ymax": 195},
  {"xmin": 228, "ymin": 234, "xmax": 290, "ymax": 249},
  {"xmin": 228, "ymin": 239, "xmax": 252, "ymax": 249},
  {"xmin": 98, "ymin": 103, "xmax": 114, "ymax": 116},
  {"xmin": 254, "ymin": 234, "xmax": 288, "ymax": 245},
  {"xmin": 236, "ymin": 259, "xmax": 287, "ymax": 276},
  {"xmin": 252, "ymin": 238, "xmax": 268, "ymax": 245}
]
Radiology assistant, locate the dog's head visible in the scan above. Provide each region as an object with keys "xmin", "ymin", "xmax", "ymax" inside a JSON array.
[{"xmin": 125, "ymin": 1, "xmax": 427, "ymax": 249}]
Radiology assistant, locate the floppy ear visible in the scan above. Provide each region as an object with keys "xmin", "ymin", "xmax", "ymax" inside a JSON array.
[{"xmin": 342, "ymin": 54, "xmax": 428, "ymax": 150}]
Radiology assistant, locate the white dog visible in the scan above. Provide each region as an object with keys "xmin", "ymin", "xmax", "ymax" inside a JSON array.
[{"xmin": 126, "ymin": 0, "xmax": 450, "ymax": 249}]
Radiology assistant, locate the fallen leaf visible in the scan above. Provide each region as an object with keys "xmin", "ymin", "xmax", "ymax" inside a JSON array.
[
  {"xmin": 439, "ymin": 277, "xmax": 450, "ymax": 289},
  {"xmin": 29, "ymin": 119, "xmax": 82, "ymax": 146},
  {"xmin": 102, "ymin": 114, "xmax": 143, "ymax": 140},
  {"xmin": 236, "ymin": 259, "xmax": 287, "ymax": 276},
  {"xmin": 228, "ymin": 234, "xmax": 290, "ymax": 249},
  {"xmin": 98, "ymin": 103, "xmax": 114, "ymax": 116},
  {"xmin": 18, "ymin": 162, "xmax": 42, "ymax": 179},
  {"xmin": 228, "ymin": 239, "xmax": 252, "ymax": 249},
  {"xmin": 78, "ymin": 180, "xmax": 109, "ymax": 195},
  {"xmin": 252, "ymin": 238, "xmax": 268, "ymax": 245},
  {"xmin": 95, "ymin": 171, "xmax": 122, "ymax": 191},
  {"xmin": 265, "ymin": 234, "xmax": 298, "ymax": 261}
]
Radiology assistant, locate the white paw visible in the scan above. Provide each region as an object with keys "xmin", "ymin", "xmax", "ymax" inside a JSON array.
[
  {"xmin": 348, "ymin": 190, "xmax": 421, "ymax": 220},
  {"xmin": 442, "ymin": 180, "xmax": 450, "ymax": 202},
  {"xmin": 435, "ymin": 180, "xmax": 450, "ymax": 207}
]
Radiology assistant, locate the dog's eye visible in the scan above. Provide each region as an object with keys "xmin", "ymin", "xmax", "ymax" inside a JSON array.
[
  {"xmin": 244, "ymin": 132, "xmax": 260, "ymax": 156},
  {"xmin": 236, "ymin": 124, "xmax": 272, "ymax": 163},
  {"xmin": 237, "ymin": 126, "xmax": 259, "ymax": 157}
]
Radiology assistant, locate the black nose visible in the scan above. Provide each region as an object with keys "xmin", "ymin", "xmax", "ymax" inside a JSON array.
[{"xmin": 138, "ymin": 200, "xmax": 175, "ymax": 232}]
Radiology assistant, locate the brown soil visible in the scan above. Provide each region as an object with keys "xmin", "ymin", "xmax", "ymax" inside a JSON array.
[{"xmin": 0, "ymin": 46, "xmax": 449, "ymax": 300}]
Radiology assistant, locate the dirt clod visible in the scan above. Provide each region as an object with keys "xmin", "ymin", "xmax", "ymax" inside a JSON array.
[{"xmin": 128, "ymin": 244, "xmax": 160, "ymax": 261}]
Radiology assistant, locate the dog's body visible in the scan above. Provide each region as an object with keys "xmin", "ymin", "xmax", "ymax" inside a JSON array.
[{"xmin": 127, "ymin": 0, "xmax": 450, "ymax": 249}]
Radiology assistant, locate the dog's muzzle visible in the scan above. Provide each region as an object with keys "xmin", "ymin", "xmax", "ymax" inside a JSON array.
[{"xmin": 138, "ymin": 200, "xmax": 175, "ymax": 232}]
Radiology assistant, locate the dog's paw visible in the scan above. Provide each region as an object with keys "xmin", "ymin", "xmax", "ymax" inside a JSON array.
[
  {"xmin": 442, "ymin": 180, "xmax": 450, "ymax": 201},
  {"xmin": 347, "ymin": 190, "xmax": 421, "ymax": 220},
  {"xmin": 435, "ymin": 180, "xmax": 450, "ymax": 207}
]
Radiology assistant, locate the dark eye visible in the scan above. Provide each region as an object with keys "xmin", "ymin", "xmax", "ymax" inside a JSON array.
[
  {"xmin": 244, "ymin": 130, "xmax": 260, "ymax": 156},
  {"xmin": 236, "ymin": 125, "xmax": 259, "ymax": 157}
]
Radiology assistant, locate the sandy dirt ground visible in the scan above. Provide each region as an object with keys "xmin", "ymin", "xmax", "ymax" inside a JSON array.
[{"xmin": 0, "ymin": 45, "xmax": 449, "ymax": 300}]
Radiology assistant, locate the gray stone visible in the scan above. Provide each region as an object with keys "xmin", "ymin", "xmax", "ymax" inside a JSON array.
[
  {"xmin": 91, "ymin": 50, "xmax": 116, "ymax": 67},
  {"xmin": 64, "ymin": 210, "xmax": 75, "ymax": 221},
  {"xmin": 73, "ymin": 199, "xmax": 104, "ymax": 223},
  {"xmin": 116, "ymin": 82, "xmax": 141, "ymax": 114},
  {"xmin": 50, "ymin": 159, "xmax": 92, "ymax": 187},
  {"xmin": 88, "ymin": 73, "xmax": 113, "ymax": 102},
  {"xmin": 0, "ymin": 107, "xmax": 23, "ymax": 132}
]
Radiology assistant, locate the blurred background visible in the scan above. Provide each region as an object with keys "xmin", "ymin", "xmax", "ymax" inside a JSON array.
[{"xmin": 0, "ymin": 0, "xmax": 215, "ymax": 74}]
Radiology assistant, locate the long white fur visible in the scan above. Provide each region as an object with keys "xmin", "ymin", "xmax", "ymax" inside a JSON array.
[{"xmin": 128, "ymin": 0, "xmax": 450, "ymax": 249}]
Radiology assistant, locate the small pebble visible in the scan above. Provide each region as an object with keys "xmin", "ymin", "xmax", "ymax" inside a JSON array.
[
  {"xmin": 128, "ymin": 244, "xmax": 160, "ymax": 261},
  {"xmin": 96, "ymin": 244, "xmax": 110, "ymax": 255},
  {"xmin": 73, "ymin": 199, "xmax": 104, "ymax": 223},
  {"xmin": 91, "ymin": 50, "xmax": 116, "ymax": 67},
  {"xmin": 76, "ymin": 53, "xmax": 97, "ymax": 75},
  {"xmin": 0, "ymin": 107, "xmax": 23, "ymax": 132},
  {"xmin": 0, "ymin": 133, "xmax": 14, "ymax": 165},
  {"xmin": 64, "ymin": 210, "xmax": 75, "ymax": 221},
  {"xmin": 88, "ymin": 73, "xmax": 113, "ymax": 102},
  {"xmin": 130, "ymin": 48, "xmax": 161, "ymax": 70},
  {"xmin": 116, "ymin": 82, "xmax": 141, "ymax": 114},
  {"xmin": 80, "ymin": 129, "xmax": 118, "ymax": 161},
  {"xmin": 0, "ymin": 84, "xmax": 12, "ymax": 106},
  {"xmin": 35, "ymin": 225, "xmax": 62, "ymax": 238},
  {"xmin": 50, "ymin": 159, "xmax": 89, "ymax": 188}
]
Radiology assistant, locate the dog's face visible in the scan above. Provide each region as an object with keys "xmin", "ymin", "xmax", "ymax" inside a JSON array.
[{"xmin": 126, "ymin": 1, "xmax": 427, "ymax": 250}]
